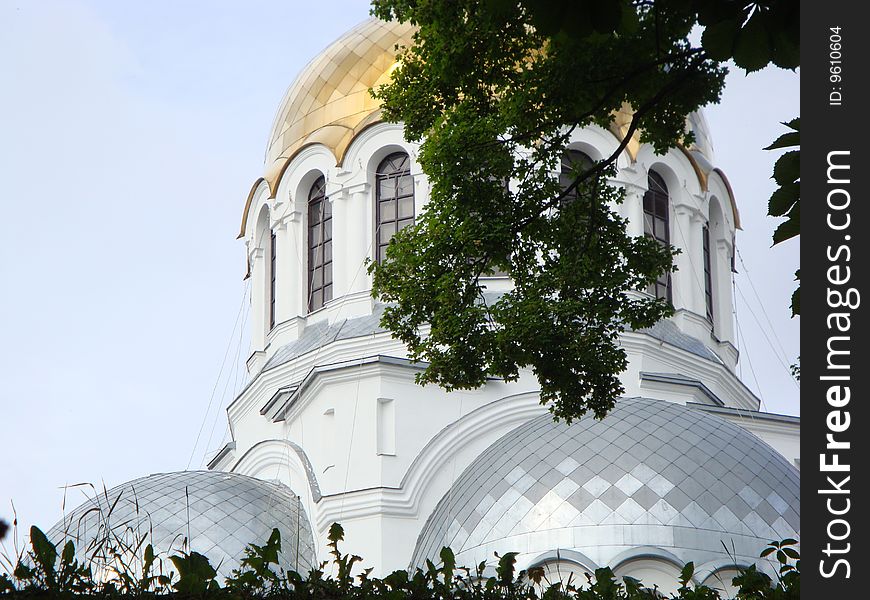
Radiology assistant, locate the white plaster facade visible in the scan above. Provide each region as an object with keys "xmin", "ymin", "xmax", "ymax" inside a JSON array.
[{"xmin": 205, "ymin": 16, "xmax": 800, "ymax": 587}]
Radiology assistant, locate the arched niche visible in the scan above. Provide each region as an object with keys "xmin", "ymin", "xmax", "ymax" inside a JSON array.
[
  {"xmin": 527, "ymin": 549, "xmax": 599, "ymax": 588},
  {"xmin": 637, "ymin": 144, "xmax": 705, "ymax": 202},
  {"xmin": 251, "ymin": 205, "xmax": 272, "ymax": 349},
  {"xmin": 706, "ymin": 195, "xmax": 735, "ymax": 342},
  {"xmin": 701, "ymin": 567, "xmax": 744, "ymax": 598},
  {"xmin": 611, "ymin": 548, "xmax": 687, "ymax": 597}
]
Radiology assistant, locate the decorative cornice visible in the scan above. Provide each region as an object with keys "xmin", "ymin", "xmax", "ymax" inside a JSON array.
[
  {"xmin": 639, "ymin": 372, "xmax": 724, "ymax": 406},
  {"xmin": 229, "ymin": 439, "xmax": 323, "ymax": 502},
  {"xmin": 687, "ymin": 402, "xmax": 800, "ymax": 426},
  {"xmin": 206, "ymin": 442, "xmax": 236, "ymax": 471}
]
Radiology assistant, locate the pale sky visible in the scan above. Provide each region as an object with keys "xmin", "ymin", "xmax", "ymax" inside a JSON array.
[{"xmin": 0, "ymin": 0, "xmax": 799, "ymax": 553}]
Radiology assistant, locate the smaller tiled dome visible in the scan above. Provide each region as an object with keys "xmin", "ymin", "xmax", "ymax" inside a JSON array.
[
  {"xmin": 412, "ymin": 398, "xmax": 799, "ymax": 572},
  {"xmin": 47, "ymin": 471, "xmax": 316, "ymax": 579}
]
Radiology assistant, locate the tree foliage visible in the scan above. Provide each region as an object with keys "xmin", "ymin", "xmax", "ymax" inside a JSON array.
[
  {"xmin": 765, "ymin": 118, "xmax": 800, "ymax": 316},
  {"xmin": 367, "ymin": 0, "xmax": 798, "ymax": 421}
]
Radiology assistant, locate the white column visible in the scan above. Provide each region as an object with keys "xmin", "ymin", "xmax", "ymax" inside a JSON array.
[
  {"xmin": 613, "ymin": 167, "xmax": 646, "ymax": 238},
  {"xmin": 672, "ymin": 205, "xmax": 698, "ymax": 313},
  {"xmin": 274, "ymin": 210, "xmax": 301, "ymax": 321},
  {"xmin": 623, "ymin": 184, "xmax": 646, "ymax": 238},
  {"xmin": 343, "ymin": 182, "xmax": 371, "ymax": 294},
  {"xmin": 328, "ymin": 188, "xmax": 347, "ymax": 299}
]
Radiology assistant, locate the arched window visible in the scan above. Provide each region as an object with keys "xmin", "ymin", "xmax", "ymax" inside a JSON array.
[
  {"xmin": 702, "ymin": 224, "xmax": 714, "ymax": 322},
  {"xmin": 530, "ymin": 560, "xmax": 594, "ymax": 587},
  {"xmin": 269, "ymin": 229, "xmax": 277, "ymax": 328},
  {"xmin": 560, "ymin": 149, "xmax": 594, "ymax": 204},
  {"xmin": 643, "ymin": 171, "xmax": 672, "ymax": 302},
  {"xmin": 376, "ymin": 152, "xmax": 414, "ymax": 263},
  {"xmin": 308, "ymin": 176, "xmax": 332, "ymax": 311}
]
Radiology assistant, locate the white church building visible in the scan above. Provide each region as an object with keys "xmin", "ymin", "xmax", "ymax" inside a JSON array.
[{"xmin": 50, "ymin": 17, "xmax": 799, "ymax": 597}]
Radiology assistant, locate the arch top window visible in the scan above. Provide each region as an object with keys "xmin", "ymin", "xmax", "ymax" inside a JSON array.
[
  {"xmin": 269, "ymin": 229, "xmax": 277, "ymax": 329},
  {"xmin": 643, "ymin": 171, "xmax": 672, "ymax": 302},
  {"xmin": 308, "ymin": 175, "xmax": 332, "ymax": 312},
  {"xmin": 376, "ymin": 152, "xmax": 414, "ymax": 263},
  {"xmin": 703, "ymin": 225, "xmax": 714, "ymax": 322},
  {"xmin": 559, "ymin": 149, "xmax": 594, "ymax": 204}
]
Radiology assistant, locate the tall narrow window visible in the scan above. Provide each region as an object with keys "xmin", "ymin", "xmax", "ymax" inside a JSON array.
[
  {"xmin": 703, "ymin": 225, "xmax": 714, "ymax": 323},
  {"xmin": 376, "ymin": 152, "xmax": 414, "ymax": 263},
  {"xmin": 308, "ymin": 176, "xmax": 332, "ymax": 311},
  {"xmin": 269, "ymin": 230, "xmax": 277, "ymax": 329},
  {"xmin": 559, "ymin": 149, "xmax": 594, "ymax": 204},
  {"xmin": 643, "ymin": 171, "xmax": 672, "ymax": 302}
]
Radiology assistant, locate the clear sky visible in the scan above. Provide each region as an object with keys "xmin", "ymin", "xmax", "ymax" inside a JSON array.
[{"xmin": 0, "ymin": 0, "xmax": 799, "ymax": 553}]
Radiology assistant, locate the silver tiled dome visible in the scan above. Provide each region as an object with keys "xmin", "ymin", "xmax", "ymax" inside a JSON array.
[
  {"xmin": 412, "ymin": 398, "xmax": 799, "ymax": 571},
  {"xmin": 47, "ymin": 471, "xmax": 316, "ymax": 579}
]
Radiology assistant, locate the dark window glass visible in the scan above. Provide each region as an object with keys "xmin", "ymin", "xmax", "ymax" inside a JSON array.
[
  {"xmin": 308, "ymin": 176, "xmax": 332, "ymax": 311},
  {"xmin": 376, "ymin": 153, "xmax": 414, "ymax": 263},
  {"xmin": 643, "ymin": 171, "xmax": 672, "ymax": 302},
  {"xmin": 269, "ymin": 229, "xmax": 277, "ymax": 328},
  {"xmin": 559, "ymin": 149, "xmax": 594, "ymax": 205},
  {"xmin": 703, "ymin": 225, "xmax": 714, "ymax": 323}
]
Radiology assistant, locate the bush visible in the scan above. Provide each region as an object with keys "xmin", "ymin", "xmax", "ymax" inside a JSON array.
[{"xmin": 0, "ymin": 522, "xmax": 799, "ymax": 599}]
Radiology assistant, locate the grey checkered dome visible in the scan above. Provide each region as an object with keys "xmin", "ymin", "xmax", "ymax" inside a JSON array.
[
  {"xmin": 47, "ymin": 471, "xmax": 316, "ymax": 579},
  {"xmin": 412, "ymin": 397, "xmax": 799, "ymax": 571}
]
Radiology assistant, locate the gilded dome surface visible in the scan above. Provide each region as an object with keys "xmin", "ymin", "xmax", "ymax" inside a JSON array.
[
  {"xmin": 47, "ymin": 471, "xmax": 316, "ymax": 579},
  {"xmin": 264, "ymin": 18, "xmax": 415, "ymax": 185},
  {"xmin": 412, "ymin": 398, "xmax": 799, "ymax": 570}
]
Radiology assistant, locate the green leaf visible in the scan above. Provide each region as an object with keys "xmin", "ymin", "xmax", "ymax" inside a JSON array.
[
  {"xmin": 701, "ymin": 17, "xmax": 739, "ymax": 61},
  {"xmin": 764, "ymin": 131, "xmax": 799, "ymax": 151},
  {"xmin": 29, "ymin": 526, "xmax": 57, "ymax": 578},
  {"xmin": 588, "ymin": 0, "xmax": 623, "ymax": 34},
  {"xmin": 170, "ymin": 551, "xmax": 217, "ymax": 594},
  {"xmin": 771, "ymin": 31, "xmax": 800, "ymax": 69},
  {"xmin": 496, "ymin": 551, "xmax": 518, "ymax": 584},
  {"xmin": 733, "ymin": 12, "xmax": 771, "ymax": 72},
  {"xmin": 768, "ymin": 182, "xmax": 798, "ymax": 217},
  {"xmin": 439, "ymin": 546, "xmax": 456, "ymax": 583},
  {"xmin": 772, "ymin": 151, "xmax": 799, "ymax": 186},
  {"xmin": 60, "ymin": 540, "xmax": 75, "ymax": 566},
  {"xmin": 791, "ymin": 283, "xmax": 800, "ymax": 316},
  {"xmin": 328, "ymin": 522, "xmax": 345, "ymax": 544},
  {"xmin": 772, "ymin": 216, "xmax": 799, "ymax": 245},
  {"xmin": 679, "ymin": 561, "xmax": 695, "ymax": 586}
]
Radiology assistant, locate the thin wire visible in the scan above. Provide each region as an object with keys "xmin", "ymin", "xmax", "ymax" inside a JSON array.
[
  {"xmin": 732, "ymin": 272, "xmax": 742, "ymax": 381},
  {"xmin": 186, "ymin": 280, "xmax": 250, "ymax": 469},
  {"xmin": 733, "ymin": 282, "xmax": 799, "ymax": 389},
  {"xmin": 734, "ymin": 310, "xmax": 768, "ymax": 412},
  {"xmin": 201, "ymin": 285, "xmax": 252, "ymax": 467},
  {"xmin": 735, "ymin": 248, "xmax": 796, "ymax": 362}
]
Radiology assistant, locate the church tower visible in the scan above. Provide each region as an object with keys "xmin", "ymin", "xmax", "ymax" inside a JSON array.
[{"xmin": 50, "ymin": 18, "xmax": 799, "ymax": 597}]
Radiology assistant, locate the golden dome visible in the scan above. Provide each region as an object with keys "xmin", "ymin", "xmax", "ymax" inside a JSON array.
[
  {"xmin": 241, "ymin": 18, "xmax": 737, "ymax": 237},
  {"xmin": 263, "ymin": 17, "xmax": 416, "ymax": 187}
]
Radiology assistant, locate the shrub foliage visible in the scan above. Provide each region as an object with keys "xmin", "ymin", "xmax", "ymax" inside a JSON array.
[{"xmin": 1, "ymin": 522, "xmax": 798, "ymax": 599}]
